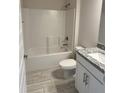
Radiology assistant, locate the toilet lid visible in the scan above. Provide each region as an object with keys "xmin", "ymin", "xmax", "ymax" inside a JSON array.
[{"xmin": 59, "ymin": 59, "xmax": 76, "ymax": 69}]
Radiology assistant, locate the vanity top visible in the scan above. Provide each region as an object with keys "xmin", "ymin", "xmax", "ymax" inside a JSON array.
[{"xmin": 76, "ymin": 47, "xmax": 105, "ymax": 73}]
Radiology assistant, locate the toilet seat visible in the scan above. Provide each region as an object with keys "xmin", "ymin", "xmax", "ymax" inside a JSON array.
[{"xmin": 59, "ymin": 59, "xmax": 76, "ymax": 70}]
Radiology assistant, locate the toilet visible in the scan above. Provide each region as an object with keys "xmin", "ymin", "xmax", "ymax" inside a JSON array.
[{"xmin": 59, "ymin": 59, "xmax": 76, "ymax": 79}]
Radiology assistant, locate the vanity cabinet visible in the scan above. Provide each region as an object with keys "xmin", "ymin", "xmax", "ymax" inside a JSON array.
[{"xmin": 75, "ymin": 53, "xmax": 105, "ymax": 93}]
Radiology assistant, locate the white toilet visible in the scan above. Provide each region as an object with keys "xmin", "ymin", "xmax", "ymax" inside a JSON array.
[{"xmin": 59, "ymin": 59, "xmax": 76, "ymax": 79}]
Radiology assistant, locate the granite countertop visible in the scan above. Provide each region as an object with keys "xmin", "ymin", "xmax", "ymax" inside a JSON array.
[{"xmin": 76, "ymin": 47, "xmax": 105, "ymax": 73}]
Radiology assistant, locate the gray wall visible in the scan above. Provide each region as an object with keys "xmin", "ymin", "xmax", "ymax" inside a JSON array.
[
  {"xmin": 78, "ymin": 0, "xmax": 103, "ymax": 47},
  {"xmin": 99, "ymin": 0, "xmax": 105, "ymax": 45}
]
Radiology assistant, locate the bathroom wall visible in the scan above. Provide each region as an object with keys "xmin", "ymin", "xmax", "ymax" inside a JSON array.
[
  {"xmin": 78, "ymin": 0, "xmax": 103, "ymax": 47},
  {"xmin": 23, "ymin": 8, "xmax": 66, "ymax": 51},
  {"xmin": 99, "ymin": 0, "xmax": 105, "ymax": 45},
  {"xmin": 74, "ymin": 0, "xmax": 81, "ymax": 47},
  {"xmin": 23, "ymin": 0, "xmax": 66, "ymax": 10}
]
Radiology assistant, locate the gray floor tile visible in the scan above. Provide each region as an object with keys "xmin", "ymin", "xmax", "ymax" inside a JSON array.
[{"xmin": 26, "ymin": 67, "xmax": 78, "ymax": 93}]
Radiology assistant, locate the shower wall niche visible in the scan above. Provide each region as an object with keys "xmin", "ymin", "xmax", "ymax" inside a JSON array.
[{"xmin": 22, "ymin": 0, "xmax": 75, "ymax": 55}]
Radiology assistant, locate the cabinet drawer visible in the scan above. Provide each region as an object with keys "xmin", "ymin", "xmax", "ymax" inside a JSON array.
[{"xmin": 76, "ymin": 53, "xmax": 105, "ymax": 85}]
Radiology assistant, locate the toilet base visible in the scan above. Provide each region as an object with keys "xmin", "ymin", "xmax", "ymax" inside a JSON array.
[{"xmin": 63, "ymin": 69, "xmax": 75, "ymax": 79}]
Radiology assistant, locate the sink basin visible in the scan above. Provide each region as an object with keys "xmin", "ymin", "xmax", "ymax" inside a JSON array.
[{"xmin": 88, "ymin": 53, "xmax": 105, "ymax": 64}]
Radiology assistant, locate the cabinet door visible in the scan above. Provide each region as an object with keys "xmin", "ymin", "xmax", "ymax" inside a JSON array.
[
  {"xmin": 89, "ymin": 73, "xmax": 105, "ymax": 93},
  {"xmin": 75, "ymin": 62, "xmax": 89, "ymax": 93},
  {"xmin": 76, "ymin": 54, "xmax": 105, "ymax": 93}
]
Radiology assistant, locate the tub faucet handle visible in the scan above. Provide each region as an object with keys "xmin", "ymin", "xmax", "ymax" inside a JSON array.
[{"xmin": 24, "ymin": 54, "xmax": 28, "ymax": 59}]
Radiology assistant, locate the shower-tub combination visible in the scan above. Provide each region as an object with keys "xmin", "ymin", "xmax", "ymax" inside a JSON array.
[{"xmin": 22, "ymin": 6, "xmax": 76, "ymax": 72}]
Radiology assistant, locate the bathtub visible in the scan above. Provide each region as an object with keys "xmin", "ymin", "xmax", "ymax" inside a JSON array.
[{"xmin": 25, "ymin": 47, "xmax": 73, "ymax": 72}]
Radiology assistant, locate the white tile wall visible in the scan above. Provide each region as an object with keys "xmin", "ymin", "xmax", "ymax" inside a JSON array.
[
  {"xmin": 65, "ymin": 9, "xmax": 75, "ymax": 50},
  {"xmin": 23, "ymin": 8, "xmax": 66, "ymax": 51},
  {"xmin": 23, "ymin": 0, "xmax": 66, "ymax": 10}
]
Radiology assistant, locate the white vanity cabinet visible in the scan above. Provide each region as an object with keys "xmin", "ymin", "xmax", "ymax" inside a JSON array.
[{"xmin": 75, "ymin": 53, "xmax": 105, "ymax": 93}]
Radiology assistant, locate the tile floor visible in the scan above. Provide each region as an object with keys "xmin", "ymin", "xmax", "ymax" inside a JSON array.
[{"xmin": 26, "ymin": 66, "xmax": 79, "ymax": 93}]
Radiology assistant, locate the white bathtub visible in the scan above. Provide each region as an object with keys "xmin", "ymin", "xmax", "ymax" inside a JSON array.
[{"xmin": 25, "ymin": 47, "xmax": 73, "ymax": 72}]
